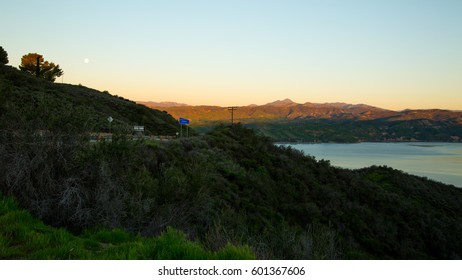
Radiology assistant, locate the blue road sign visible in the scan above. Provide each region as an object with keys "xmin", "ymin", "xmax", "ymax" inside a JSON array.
[{"xmin": 179, "ymin": 118, "xmax": 190, "ymax": 125}]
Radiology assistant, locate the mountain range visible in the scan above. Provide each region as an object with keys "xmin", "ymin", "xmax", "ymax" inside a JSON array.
[
  {"xmin": 138, "ymin": 98, "xmax": 462, "ymax": 123},
  {"xmin": 138, "ymin": 99, "xmax": 462, "ymax": 142}
]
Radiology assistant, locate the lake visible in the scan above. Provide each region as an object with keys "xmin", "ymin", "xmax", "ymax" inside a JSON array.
[{"xmin": 280, "ymin": 142, "xmax": 462, "ymax": 187}]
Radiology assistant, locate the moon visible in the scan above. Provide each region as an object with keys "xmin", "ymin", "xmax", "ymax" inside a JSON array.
[{"xmin": 84, "ymin": 58, "xmax": 90, "ymax": 64}]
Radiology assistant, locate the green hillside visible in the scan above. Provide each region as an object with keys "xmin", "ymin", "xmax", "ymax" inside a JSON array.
[
  {"xmin": 0, "ymin": 65, "xmax": 178, "ymax": 135},
  {"xmin": 245, "ymin": 119, "xmax": 462, "ymax": 143},
  {"xmin": 0, "ymin": 192, "xmax": 254, "ymax": 259},
  {"xmin": 1, "ymin": 64, "xmax": 462, "ymax": 259}
]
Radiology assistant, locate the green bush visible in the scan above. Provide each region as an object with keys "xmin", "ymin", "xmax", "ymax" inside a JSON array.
[{"xmin": 0, "ymin": 193, "xmax": 255, "ymax": 260}]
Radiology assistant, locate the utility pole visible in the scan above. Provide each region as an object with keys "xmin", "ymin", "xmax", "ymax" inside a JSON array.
[{"xmin": 228, "ymin": 106, "xmax": 238, "ymax": 125}]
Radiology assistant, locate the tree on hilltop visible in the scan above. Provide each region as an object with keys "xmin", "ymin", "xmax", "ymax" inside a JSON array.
[
  {"xmin": 19, "ymin": 53, "xmax": 63, "ymax": 82},
  {"xmin": 0, "ymin": 46, "xmax": 8, "ymax": 64}
]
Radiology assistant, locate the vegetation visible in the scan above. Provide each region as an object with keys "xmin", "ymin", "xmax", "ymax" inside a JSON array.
[
  {"xmin": 1, "ymin": 123, "xmax": 462, "ymax": 259},
  {"xmin": 19, "ymin": 53, "xmax": 64, "ymax": 82},
  {"xmin": 1, "ymin": 63, "xmax": 462, "ymax": 259},
  {"xmin": 246, "ymin": 119, "xmax": 462, "ymax": 143},
  {"xmin": 0, "ymin": 47, "xmax": 7, "ymax": 65},
  {"xmin": 0, "ymin": 193, "xmax": 254, "ymax": 259}
]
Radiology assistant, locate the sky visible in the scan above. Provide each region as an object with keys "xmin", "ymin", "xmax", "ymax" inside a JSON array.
[{"xmin": 1, "ymin": 0, "xmax": 462, "ymax": 110}]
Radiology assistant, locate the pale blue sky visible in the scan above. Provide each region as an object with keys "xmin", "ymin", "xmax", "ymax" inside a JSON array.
[{"xmin": 2, "ymin": 0, "xmax": 461, "ymax": 109}]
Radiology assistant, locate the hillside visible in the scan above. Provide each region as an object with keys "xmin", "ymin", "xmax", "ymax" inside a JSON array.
[
  {"xmin": 1, "ymin": 65, "xmax": 462, "ymax": 259},
  {"xmin": 0, "ymin": 65, "xmax": 178, "ymax": 136},
  {"xmin": 2, "ymin": 124, "xmax": 462, "ymax": 259},
  {"xmin": 138, "ymin": 99, "xmax": 462, "ymax": 142}
]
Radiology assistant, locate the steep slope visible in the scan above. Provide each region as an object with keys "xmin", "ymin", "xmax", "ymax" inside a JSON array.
[{"xmin": 0, "ymin": 65, "xmax": 178, "ymax": 135}]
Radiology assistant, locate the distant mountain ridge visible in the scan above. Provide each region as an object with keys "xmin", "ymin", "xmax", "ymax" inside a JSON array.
[
  {"xmin": 138, "ymin": 101, "xmax": 189, "ymax": 107},
  {"xmin": 138, "ymin": 99, "xmax": 462, "ymax": 142},
  {"xmin": 137, "ymin": 99, "xmax": 462, "ymax": 123}
]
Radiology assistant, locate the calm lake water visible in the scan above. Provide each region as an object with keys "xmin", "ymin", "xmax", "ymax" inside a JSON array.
[{"xmin": 280, "ymin": 142, "xmax": 462, "ymax": 187}]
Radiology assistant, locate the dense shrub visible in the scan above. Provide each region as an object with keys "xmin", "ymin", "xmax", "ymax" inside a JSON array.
[
  {"xmin": 0, "ymin": 193, "xmax": 254, "ymax": 259},
  {"xmin": 2, "ymin": 124, "xmax": 462, "ymax": 259}
]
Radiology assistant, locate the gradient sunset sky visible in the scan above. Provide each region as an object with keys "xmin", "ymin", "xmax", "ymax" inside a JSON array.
[{"xmin": 2, "ymin": 0, "xmax": 461, "ymax": 110}]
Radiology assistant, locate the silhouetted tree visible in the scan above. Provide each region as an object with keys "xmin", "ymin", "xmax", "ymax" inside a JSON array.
[
  {"xmin": 19, "ymin": 53, "xmax": 63, "ymax": 82},
  {"xmin": 0, "ymin": 46, "xmax": 8, "ymax": 64}
]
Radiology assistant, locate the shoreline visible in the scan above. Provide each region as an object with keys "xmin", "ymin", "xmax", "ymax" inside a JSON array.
[{"xmin": 276, "ymin": 141, "xmax": 462, "ymax": 188}]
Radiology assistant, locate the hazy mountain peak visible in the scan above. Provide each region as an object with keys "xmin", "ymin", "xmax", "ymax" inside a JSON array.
[{"xmin": 265, "ymin": 98, "xmax": 298, "ymax": 107}]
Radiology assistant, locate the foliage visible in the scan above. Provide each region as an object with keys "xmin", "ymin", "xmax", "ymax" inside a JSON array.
[
  {"xmin": 19, "ymin": 53, "xmax": 63, "ymax": 82},
  {"xmin": 2, "ymin": 122, "xmax": 462, "ymax": 259},
  {"xmin": 0, "ymin": 46, "xmax": 8, "ymax": 64},
  {"xmin": 0, "ymin": 193, "xmax": 254, "ymax": 259},
  {"xmin": 184, "ymin": 118, "xmax": 462, "ymax": 143},
  {"xmin": 245, "ymin": 119, "xmax": 462, "ymax": 143}
]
